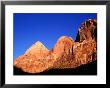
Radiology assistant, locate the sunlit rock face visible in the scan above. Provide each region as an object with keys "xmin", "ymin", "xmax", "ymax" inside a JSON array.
[
  {"xmin": 75, "ymin": 19, "xmax": 97, "ymax": 42},
  {"xmin": 14, "ymin": 19, "xmax": 97, "ymax": 73},
  {"xmin": 52, "ymin": 36, "xmax": 75, "ymax": 69},
  {"xmin": 74, "ymin": 19, "xmax": 97, "ymax": 64},
  {"xmin": 14, "ymin": 41, "xmax": 50, "ymax": 73}
]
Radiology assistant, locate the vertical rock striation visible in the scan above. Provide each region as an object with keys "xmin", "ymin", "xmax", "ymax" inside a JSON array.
[{"xmin": 14, "ymin": 19, "xmax": 97, "ymax": 73}]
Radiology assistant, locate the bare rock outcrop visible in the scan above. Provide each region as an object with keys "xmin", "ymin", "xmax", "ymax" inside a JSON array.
[
  {"xmin": 14, "ymin": 19, "xmax": 97, "ymax": 73},
  {"xmin": 75, "ymin": 19, "xmax": 97, "ymax": 42},
  {"xmin": 14, "ymin": 41, "xmax": 50, "ymax": 73},
  {"xmin": 52, "ymin": 19, "xmax": 97, "ymax": 69}
]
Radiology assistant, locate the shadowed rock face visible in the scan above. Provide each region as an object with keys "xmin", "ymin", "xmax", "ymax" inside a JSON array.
[{"xmin": 14, "ymin": 19, "xmax": 97, "ymax": 73}]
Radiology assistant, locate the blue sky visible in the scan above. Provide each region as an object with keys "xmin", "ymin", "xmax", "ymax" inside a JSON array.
[{"xmin": 14, "ymin": 13, "xmax": 97, "ymax": 59}]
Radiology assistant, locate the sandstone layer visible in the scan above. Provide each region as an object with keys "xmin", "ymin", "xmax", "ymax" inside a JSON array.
[{"xmin": 14, "ymin": 19, "xmax": 97, "ymax": 73}]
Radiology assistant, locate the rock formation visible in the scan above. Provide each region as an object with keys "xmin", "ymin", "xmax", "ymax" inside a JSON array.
[
  {"xmin": 14, "ymin": 19, "xmax": 97, "ymax": 73},
  {"xmin": 14, "ymin": 41, "xmax": 50, "ymax": 73}
]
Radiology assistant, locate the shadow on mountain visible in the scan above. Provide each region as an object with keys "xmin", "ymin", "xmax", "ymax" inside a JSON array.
[{"xmin": 14, "ymin": 60, "xmax": 97, "ymax": 75}]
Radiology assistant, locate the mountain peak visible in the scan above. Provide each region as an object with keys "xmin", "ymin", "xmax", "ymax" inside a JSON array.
[
  {"xmin": 35, "ymin": 41, "xmax": 42, "ymax": 45},
  {"xmin": 75, "ymin": 19, "xmax": 97, "ymax": 42},
  {"xmin": 14, "ymin": 19, "xmax": 97, "ymax": 73},
  {"xmin": 25, "ymin": 41, "xmax": 49, "ymax": 54},
  {"xmin": 58, "ymin": 36, "xmax": 73, "ymax": 41},
  {"xmin": 58, "ymin": 36, "xmax": 68, "ymax": 40},
  {"xmin": 35, "ymin": 41, "xmax": 45, "ymax": 47}
]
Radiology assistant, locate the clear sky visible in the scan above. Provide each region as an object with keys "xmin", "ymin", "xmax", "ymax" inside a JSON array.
[{"xmin": 14, "ymin": 13, "xmax": 97, "ymax": 59}]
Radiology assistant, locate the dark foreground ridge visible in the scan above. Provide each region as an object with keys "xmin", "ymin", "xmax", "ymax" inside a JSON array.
[{"xmin": 14, "ymin": 60, "xmax": 97, "ymax": 75}]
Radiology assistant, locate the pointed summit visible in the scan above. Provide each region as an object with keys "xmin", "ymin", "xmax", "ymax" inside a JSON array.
[
  {"xmin": 14, "ymin": 19, "xmax": 97, "ymax": 74},
  {"xmin": 35, "ymin": 41, "xmax": 43, "ymax": 46},
  {"xmin": 25, "ymin": 41, "xmax": 49, "ymax": 54}
]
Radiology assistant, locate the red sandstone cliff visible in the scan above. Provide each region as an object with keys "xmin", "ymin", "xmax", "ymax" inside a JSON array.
[{"xmin": 14, "ymin": 19, "xmax": 97, "ymax": 73}]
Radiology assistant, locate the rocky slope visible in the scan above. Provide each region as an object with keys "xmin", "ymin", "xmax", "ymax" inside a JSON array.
[
  {"xmin": 14, "ymin": 41, "xmax": 50, "ymax": 73},
  {"xmin": 14, "ymin": 60, "xmax": 97, "ymax": 75},
  {"xmin": 14, "ymin": 19, "xmax": 97, "ymax": 74}
]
